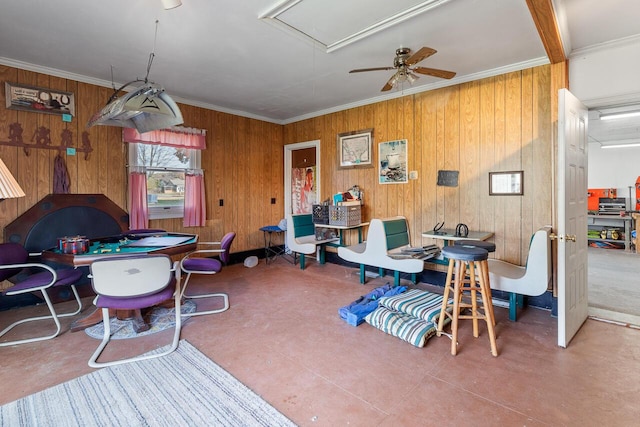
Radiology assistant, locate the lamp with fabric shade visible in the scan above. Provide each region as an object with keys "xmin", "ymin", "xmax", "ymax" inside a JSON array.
[{"xmin": 0, "ymin": 158, "xmax": 26, "ymax": 201}]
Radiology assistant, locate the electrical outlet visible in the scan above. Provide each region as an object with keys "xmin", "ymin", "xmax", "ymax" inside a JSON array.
[
  {"xmin": 219, "ymin": 199, "xmax": 224, "ymax": 207},
  {"xmin": 409, "ymin": 171, "xmax": 418, "ymax": 180},
  {"xmin": 271, "ymin": 197, "xmax": 276, "ymax": 204}
]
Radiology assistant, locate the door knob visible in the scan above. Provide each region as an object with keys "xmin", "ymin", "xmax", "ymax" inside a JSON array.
[{"xmin": 549, "ymin": 233, "xmax": 576, "ymax": 242}]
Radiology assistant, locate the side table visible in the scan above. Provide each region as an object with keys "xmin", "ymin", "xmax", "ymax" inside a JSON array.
[
  {"xmin": 314, "ymin": 222, "xmax": 369, "ymax": 246},
  {"xmin": 260, "ymin": 225, "xmax": 286, "ymax": 264}
]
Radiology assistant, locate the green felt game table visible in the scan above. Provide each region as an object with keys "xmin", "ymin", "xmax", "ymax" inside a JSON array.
[
  {"xmin": 42, "ymin": 233, "xmax": 198, "ymax": 267},
  {"xmin": 41, "ymin": 232, "xmax": 198, "ymax": 333}
]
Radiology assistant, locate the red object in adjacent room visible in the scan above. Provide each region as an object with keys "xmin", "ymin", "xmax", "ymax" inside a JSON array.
[
  {"xmin": 587, "ymin": 188, "xmax": 617, "ymax": 212},
  {"xmin": 636, "ymin": 176, "xmax": 640, "ymax": 210}
]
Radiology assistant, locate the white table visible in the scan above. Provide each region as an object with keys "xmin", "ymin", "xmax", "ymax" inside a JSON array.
[
  {"xmin": 315, "ymin": 222, "xmax": 369, "ymax": 246},
  {"xmin": 421, "ymin": 229, "xmax": 494, "ymax": 242},
  {"xmin": 422, "ymin": 228, "xmax": 494, "ymax": 264}
]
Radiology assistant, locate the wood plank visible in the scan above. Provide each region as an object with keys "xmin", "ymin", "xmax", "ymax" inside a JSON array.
[
  {"xmin": 525, "ymin": 0, "xmax": 566, "ymax": 63},
  {"xmin": 459, "ymin": 80, "xmax": 480, "ymax": 232},
  {"xmin": 521, "ymin": 67, "xmax": 535, "ymax": 259},
  {"xmin": 403, "ymin": 96, "xmax": 414, "ymax": 232},
  {"xmin": 443, "ymin": 86, "xmax": 460, "ymax": 227},
  {"xmin": 493, "ymin": 74, "xmax": 507, "ymax": 261},
  {"xmin": 479, "ymin": 77, "xmax": 496, "ymax": 242},
  {"xmin": 417, "ymin": 91, "xmax": 438, "ymax": 243},
  {"xmin": 504, "ymin": 71, "xmax": 523, "ymax": 264}
]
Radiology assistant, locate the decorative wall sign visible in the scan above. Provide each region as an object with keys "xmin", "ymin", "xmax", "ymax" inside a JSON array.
[
  {"xmin": 489, "ymin": 171, "xmax": 524, "ymax": 195},
  {"xmin": 379, "ymin": 139, "xmax": 408, "ymax": 184},
  {"xmin": 337, "ymin": 128, "xmax": 373, "ymax": 169},
  {"xmin": 5, "ymin": 82, "xmax": 75, "ymax": 116},
  {"xmin": 0, "ymin": 122, "xmax": 92, "ymax": 160},
  {"xmin": 437, "ymin": 170, "xmax": 459, "ymax": 187}
]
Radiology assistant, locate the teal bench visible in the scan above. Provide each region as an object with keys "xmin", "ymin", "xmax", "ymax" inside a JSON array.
[
  {"xmin": 286, "ymin": 214, "xmax": 339, "ymax": 270},
  {"xmin": 337, "ymin": 217, "xmax": 424, "ymax": 286}
]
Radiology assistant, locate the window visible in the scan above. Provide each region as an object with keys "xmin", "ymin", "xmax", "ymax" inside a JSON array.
[{"xmin": 129, "ymin": 143, "xmax": 201, "ymax": 219}]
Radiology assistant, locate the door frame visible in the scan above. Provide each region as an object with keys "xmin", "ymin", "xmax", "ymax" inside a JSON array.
[{"xmin": 284, "ymin": 140, "xmax": 321, "ymax": 217}]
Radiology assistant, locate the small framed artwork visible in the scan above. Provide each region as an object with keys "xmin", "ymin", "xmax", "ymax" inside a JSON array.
[
  {"xmin": 489, "ymin": 171, "xmax": 524, "ymax": 195},
  {"xmin": 5, "ymin": 81, "xmax": 75, "ymax": 116},
  {"xmin": 337, "ymin": 128, "xmax": 373, "ymax": 169},
  {"xmin": 379, "ymin": 139, "xmax": 408, "ymax": 184}
]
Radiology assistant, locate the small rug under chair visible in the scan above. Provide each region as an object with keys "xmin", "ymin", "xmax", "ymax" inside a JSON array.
[
  {"xmin": 84, "ymin": 300, "xmax": 196, "ymax": 340},
  {"xmin": 0, "ymin": 340, "xmax": 295, "ymax": 426}
]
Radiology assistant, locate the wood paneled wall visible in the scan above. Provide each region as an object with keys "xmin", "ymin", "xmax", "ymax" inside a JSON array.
[
  {"xmin": 285, "ymin": 64, "xmax": 558, "ymax": 267},
  {"xmin": 1, "ymin": 62, "xmax": 564, "ymax": 270},
  {"xmin": 0, "ymin": 65, "xmax": 284, "ymax": 254}
]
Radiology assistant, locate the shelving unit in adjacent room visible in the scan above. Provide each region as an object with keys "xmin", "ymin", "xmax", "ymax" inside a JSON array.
[{"xmin": 587, "ymin": 214, "xmax": 635, "ymax": 252}]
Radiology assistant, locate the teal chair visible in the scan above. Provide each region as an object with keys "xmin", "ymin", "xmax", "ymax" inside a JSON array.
[{"xmin": 286, "ymin": 214, "xmax": 338, "ymax": 269}]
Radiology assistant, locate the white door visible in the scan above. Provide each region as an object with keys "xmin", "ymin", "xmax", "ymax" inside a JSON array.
[{"xmin": 557, "ymin": 89, "xmax": 589, "ymax": 347}]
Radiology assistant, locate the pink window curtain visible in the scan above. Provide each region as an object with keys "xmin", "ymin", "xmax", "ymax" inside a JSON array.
[
  {"xmin": 123, "ymin": 127, "xmax": 206, "ymax": 149},
  {"xmin": 129, "ymin": 171, "xmax": 149, "ymax": 230},
  {"xmin": 184, "ymin": 172, "xmax": 206, "ymax": 227}
]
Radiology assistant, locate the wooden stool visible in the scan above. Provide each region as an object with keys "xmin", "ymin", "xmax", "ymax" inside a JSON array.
[
  {"xmin": 455, "ymin": 240, "xmax": 496, "ymax": 253},
  {"xmin": 436, "ymin": 245, "xmax": 498, "ymax": 357},
  {"xmin": 455, "ymin": 240, "xmax": 497, "ymax": 326}
]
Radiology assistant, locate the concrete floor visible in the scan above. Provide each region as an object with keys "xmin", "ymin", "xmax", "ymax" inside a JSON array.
[
  {"xmin": 1, "ymin": 257, "xmax": 639, "ymax": 426},
  {"xmin": 588, "ymin": 246, "xmax": 640, "ymax": 325}
]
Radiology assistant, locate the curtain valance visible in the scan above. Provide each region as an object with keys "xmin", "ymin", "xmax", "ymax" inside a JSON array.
[{"xmin": 123, "ymin": 126, "xmax": 206, "ymax": 150}]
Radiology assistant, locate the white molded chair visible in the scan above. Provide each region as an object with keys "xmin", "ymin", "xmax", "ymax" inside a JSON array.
[
  {"xmin": 286, "ymin": 214, "xmax": 338, "ymax": 269},
  {"xmin": 179, "ymin": 232, "xmax": 235, "ymax": 316},
  {"xmin": 337, "ymin": 217, "xmax": 424, "ymax": 286},
  {"xmin": 488, "ymin": 226, "xmax": 552, "ymax": 321},
  {"xmin": 87, "ymin": 254, "xmax": 181, "ymax": 368}
]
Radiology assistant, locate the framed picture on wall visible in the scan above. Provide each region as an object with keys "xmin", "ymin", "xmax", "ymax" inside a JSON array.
[
  {"xmin": 337, "ymin": 128, "xmax": 373, "ymax": 169},
  {"xmin": 489, "ymin": 171, "xmax": 524, "ymax": 195},
  {"xmin": 379, "ymin": 139, "xmax": 408, "ymax": 184},
  {"xmin": 5, "ymin": 82, "xmax": 75, "ymax": 116}
]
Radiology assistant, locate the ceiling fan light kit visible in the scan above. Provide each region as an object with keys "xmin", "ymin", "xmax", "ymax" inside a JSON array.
[
  {"xmin": 349, "ymin": 46, "xmax": 456, "ymax": 92},
  {"xmin": 161, "ymin": 0, "xmax": 182, "ymax": 10}
]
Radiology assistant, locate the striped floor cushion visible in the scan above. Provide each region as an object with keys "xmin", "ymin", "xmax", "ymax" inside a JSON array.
[
  {"xmin": 378, "ymin": 289, "xmax": 447, "ymax": 324},
  {"xmin": 364, "ymin": 289, "xmax": 451, "ymax": 348},
  {"xmin": 365, "ymin": 306, "xmax": 437, "ymax": 347}
]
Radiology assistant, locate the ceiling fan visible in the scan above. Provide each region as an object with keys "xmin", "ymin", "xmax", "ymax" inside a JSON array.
[{"xmin": 349, "ymin": 47, "xmax": 456, "ymax": 92}]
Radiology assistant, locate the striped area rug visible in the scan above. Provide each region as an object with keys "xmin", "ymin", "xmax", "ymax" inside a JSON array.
[{"xmin": 0, "ymin": 340, "xmax": 296, "ymax": 427}]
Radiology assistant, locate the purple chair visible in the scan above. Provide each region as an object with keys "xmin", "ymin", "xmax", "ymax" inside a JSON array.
[
  {"xmin": 180, "ymin": 232, "xmax": 235, "ymax": 316},
  {"xmin": 0, "ymin": 242, "xmax": 83, "ymax": 346},
  {"xmin": 87, "ymin": 254, "xmax": 181, "ymax": 368}
]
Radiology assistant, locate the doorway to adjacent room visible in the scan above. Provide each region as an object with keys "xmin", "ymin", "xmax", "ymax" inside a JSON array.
[
  {"xmin": 587, "ymin": 103, "xmax": 640, "ymax": 326},
  {"xmin": 284, "ymin": 140, "xmax": 320, "ymax": 217}
]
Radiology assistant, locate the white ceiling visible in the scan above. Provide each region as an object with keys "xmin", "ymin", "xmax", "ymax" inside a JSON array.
[{"xmin": 0, "ymin": 0, "xmax": 639, "ymax": 136}]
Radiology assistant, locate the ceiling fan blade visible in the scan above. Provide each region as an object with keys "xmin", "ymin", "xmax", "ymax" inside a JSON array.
[
  {"xmin": 405, "ymin": 47, "xmax": 437, "ymax": 66},
  {"xmin": 413, "ymin": 66, "xmax": 456, "ymax": 79},
  {"xmin": 349, "ymin": 67, "xmax": 395, "ymax": 73},
  {"xmin": 381, "ymin": 74, "xmax": 397, "ymax": 92}
]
